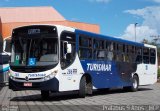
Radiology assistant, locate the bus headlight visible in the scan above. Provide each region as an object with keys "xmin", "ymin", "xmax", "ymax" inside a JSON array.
[
  {"xmin": 8, "ymin": 72, "xmax": 15, "ymax": 80},
  {"xmin": 10, "ymin": 76, "xmax": 15, "ymax": 80},
  {"xmin": 44, "ymin": 70, "xmax": 58, "ymax": 81}
]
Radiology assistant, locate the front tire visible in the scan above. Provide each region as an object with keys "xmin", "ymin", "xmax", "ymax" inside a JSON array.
[
  {"xmin": 79, "ymin": 77, "xmax": 87, "ymax": 98},
  {"xmin": 41, "ymin": 90, "xmax": 49, "ymax": 99}
]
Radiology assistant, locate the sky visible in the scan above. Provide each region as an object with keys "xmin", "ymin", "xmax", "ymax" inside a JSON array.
[{"xmin": 0, "ymin": 0, "xmax": 160, "ymax": 42}]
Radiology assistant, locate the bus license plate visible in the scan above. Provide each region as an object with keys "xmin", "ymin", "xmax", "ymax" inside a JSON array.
[{"xmin": 24, "ymin": 83, "xmax": 32, "ymax": 87}]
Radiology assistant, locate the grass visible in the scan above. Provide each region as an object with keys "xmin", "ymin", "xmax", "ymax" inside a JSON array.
[{"xmin": 158, "ymin": 68, "xmax": 160, "ymax": 78}]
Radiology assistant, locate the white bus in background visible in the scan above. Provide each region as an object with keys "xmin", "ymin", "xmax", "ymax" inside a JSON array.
[
  {"xmin": 9, "ymin": 25, "xmax": 157, "ymax": 99},
  {"xmin": 0, "ymin": 36, "xmax": 10, "ymax": 84},
  {"xmin": 3, "ymin": 36, "xmax": 11, "ymax": 56}
]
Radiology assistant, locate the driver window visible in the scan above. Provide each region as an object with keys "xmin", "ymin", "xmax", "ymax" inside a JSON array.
[{"xmin": 60, "ymin": 31, "xmax": 76, "ymax": 69}]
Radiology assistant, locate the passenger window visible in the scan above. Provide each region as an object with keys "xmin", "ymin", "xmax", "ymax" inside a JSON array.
[
  {"xmin": 116, "ymin": 52, "xmax": 123, "ymax": 62},
  {"xmin": 60, "ymin": 31, "xmax": 76, "ymax": 69},
  {"xmin": 117, "ymin": 44, "xmax": 123, "ymax": 52},
  {"xmin": 93, "ymin": 39, "xmax": 105, "ymax": 60},
  {"xmin": 79, "ymin": 35, "xmax": 92, "ymax": 59},
  {"xmin": 106, "ymin": 42, "xmax": 114, "ymax": 51},
  {"xmin": 150, "ymin": 49, "xmax": 156, "ymax": 64},
  {"xmin": 130, "ymin": 46, "xmax": 136, "ymax": 62},
  {"xmin": 123, "ymin": 44, "xmax": 126, "ymax": 53},
  {"xmin": 106, "ymin": 41, "xmax": 114, "ymax": 61},
  {"xmin": 79, "ymin": 36, "xmax": 92, "ymax": 47},
  {"xmin": 122, "ymin": 44, "xmax": 127, "ymax": 62},
  {"xmin": 143, "ymin": 48, "xmax": 149, "ymax": 64},
  {"xmin": 79, "ymin": 48, "xmax": 92, "ymax": 59},
  {"xmin": 97, "ymin": 50, "xmax": 105, "ymax": 59},
  {"xmin": 116, "ymin": 43, "xmax": 124, "ymax": 62},
  {"xmin": 135, "ymin": 47, "xmax": 142, "ymax": 63},
  {"xmin": 131, "ymin": 46, "xmax": 135, "ymax": 54}
]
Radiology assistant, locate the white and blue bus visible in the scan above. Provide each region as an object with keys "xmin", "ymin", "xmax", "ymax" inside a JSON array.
[
  {"xmin": 0, "ymin": 35, "xmax": 10, "ymax": 84},
  {"xmin": 9, "ymin": 25, "xmax": 157, "ymax": 98}
]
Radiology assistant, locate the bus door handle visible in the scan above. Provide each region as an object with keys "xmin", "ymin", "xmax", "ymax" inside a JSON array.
[{"xmin": 121, "ymin": 73, "xmax": 125, "ymax": 75}]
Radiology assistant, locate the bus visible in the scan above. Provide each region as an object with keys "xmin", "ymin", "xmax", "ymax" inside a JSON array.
[
  {"xmin": 3, "ymin": 36, "xmax": 11, "ymax": 56},
  {"xmin": 0, "ymin": 35, "xmax": 10, "ymax": 84},
  {"xmin": 9, "ymin": 25, "xmax": 157, "ymax": 98}
]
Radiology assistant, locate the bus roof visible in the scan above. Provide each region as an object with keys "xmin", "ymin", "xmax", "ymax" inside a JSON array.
[{"xmin": 75, "ymin": 29, "xmax": 144, "ymax": 47}]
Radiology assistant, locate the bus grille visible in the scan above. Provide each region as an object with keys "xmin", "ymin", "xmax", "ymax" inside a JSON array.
[{"xmin": 15, "ymin": 77, "xmax": 43, "ymax": 81}]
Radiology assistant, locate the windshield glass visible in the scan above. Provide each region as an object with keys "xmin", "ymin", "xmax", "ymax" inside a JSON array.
[
  {"xmin": 10, "ymin": 26, "xmax": 58, "ymax": 67},
  {"xmin": 4, "ymin": 37, "xmax": 11, "ymax": 53}
]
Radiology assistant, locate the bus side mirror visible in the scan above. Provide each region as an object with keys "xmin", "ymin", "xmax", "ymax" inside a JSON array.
[
  {"xmin": 3, "ymin": 40, "xmax": 6, "ymax": 52},
  {"xmin": 63, "ymin": 42, "xmax": 72, "ymax": 59},
  {"xmin": 67, "ymin": 44, "xmax": 72, "ymax": 54},
  {"xmin": 3, "ymin": 40, "xmax": 11, "ymax": 56}
]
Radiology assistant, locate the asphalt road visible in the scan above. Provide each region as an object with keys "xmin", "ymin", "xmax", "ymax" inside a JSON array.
[{"xmin": 0, "ymin": 83, "xmax": 160, "ymax": 111}]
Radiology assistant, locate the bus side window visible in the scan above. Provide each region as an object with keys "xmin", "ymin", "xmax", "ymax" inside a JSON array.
[
  {"xmin": 97, "ymin": 40, "xmax": 105, "ymax": 59},
  {"xmin": 116, "ymin": 43, "xmax": 123, "ymax": 62},
  {"xmin": 0, "ymin": 54, "xmax": 10, "ymax": 65},
  {"xmin": 5, "ymin": 37, "xmax": 11, "ymax": 53},
  {"xmin": 97, "ymin": 50, "xmax": 105, "ymax": 59},
  {"xmin": 122, "ymin": 44, "xmax": 126, "ymax": 62},
  {"xmin": 135, "ymin": 47, "xmax": 142, "ymax": 63},
  {"xmin": 150, "ymin": 49, "xmax": 156, "ymax": 64},
  {"xmin": 93, "ymin": 39, "xmax": 97, "ymax": 59},
  {"xmin": 143, "ymin": 48, "xmax": 149, "ymax": 64},
  {"xmin": 79, "ymin": 35, "xmax": 92, "ymax": 59},
  {"xmin": 60, "ymin": 31, "xmax": 76, "ymax": 69},
  {"xmin": 93, "ymin": 39, "xmax": 105, "ymax": 60},
  {"xmin": 106, "ymin": 41, "xmax": 114, "ymax": 61}
]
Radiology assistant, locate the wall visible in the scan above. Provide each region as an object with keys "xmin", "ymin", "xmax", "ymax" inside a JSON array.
[{"xmin": 1, "ymin": 21, "xmax": 100, "ymax": 39}]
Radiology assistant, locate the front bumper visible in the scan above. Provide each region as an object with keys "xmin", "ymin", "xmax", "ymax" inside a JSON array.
[{"xmin": 9, "ymin": 77, "xmax": 59, "ymax": 91}]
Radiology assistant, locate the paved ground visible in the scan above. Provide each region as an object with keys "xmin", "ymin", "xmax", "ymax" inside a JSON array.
[{"xmin": 0, "ymin": 83, "xmax": 160, "ymax": 111}]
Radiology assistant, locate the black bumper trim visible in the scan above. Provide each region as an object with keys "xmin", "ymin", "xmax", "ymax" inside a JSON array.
[{"xmin": 9, "ymin": 77, "xmax": 59, "ymax": 91}]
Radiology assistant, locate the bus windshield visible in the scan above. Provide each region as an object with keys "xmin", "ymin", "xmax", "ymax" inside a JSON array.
[{"xmin": 11, "ymin": 26, "xmax": 58, "ymax": 67}]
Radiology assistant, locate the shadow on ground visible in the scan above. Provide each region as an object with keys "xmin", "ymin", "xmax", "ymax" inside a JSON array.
[{"xmin": 10, "ymin": 87, "xmax": 153, "ymax": 102}]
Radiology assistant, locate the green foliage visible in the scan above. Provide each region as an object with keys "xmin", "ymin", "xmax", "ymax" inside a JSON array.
[{"xmin": 158, "ymin": 68, "xmax": 160, "ymax": 78}]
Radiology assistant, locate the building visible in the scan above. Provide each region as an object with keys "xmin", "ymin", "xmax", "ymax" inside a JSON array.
[{"xmin": 0, "ymin": 6, "xmax": 100, "ymax": 39}]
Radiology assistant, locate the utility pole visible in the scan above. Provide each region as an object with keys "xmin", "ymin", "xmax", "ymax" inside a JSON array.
[{"xmin": 134, "ymin": 23, "xmax": 138, "ymax": 42}]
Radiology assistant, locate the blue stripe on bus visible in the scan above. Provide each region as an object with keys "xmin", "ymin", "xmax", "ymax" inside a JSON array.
[
  {"xmin": 80, "ymin": 60, "xmax": 133, "ymax": 89},
  {"xmin": 0, "ymin": 67, "xmax": 9, "ymax": 73},
  {"xmin": 75, "ymin": 29, "xmax": 144, "ymax": 47}
]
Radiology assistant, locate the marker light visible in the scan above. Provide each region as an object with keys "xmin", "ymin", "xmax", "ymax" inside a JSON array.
[{"xmin": 44, "ymin": 70, "xmax": 58, "ymax": 81}]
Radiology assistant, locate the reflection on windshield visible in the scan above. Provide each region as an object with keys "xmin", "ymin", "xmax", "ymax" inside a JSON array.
[{"xmin": 11, "ymin": 37, "xmax": 58, "ymax": 66}]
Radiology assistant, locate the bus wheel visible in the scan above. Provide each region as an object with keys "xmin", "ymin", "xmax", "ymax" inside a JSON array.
[
  {"xmin": 79, "ymin": 76, "xmax": 87, "ymax": 98},
  {"xmin": 131, "ymin": 75, "xmax": 139, "ymax": 92},
  {"xmin": 41, "ymin": 90, "xmax": 49, "ymax": 99},
  {"xmin": 87, "ymin": 80, "xmax": 93, "ymax": 95},
  {"xmin": 124, "ymin": 75, "xmax": 139, "ymax": 92}
]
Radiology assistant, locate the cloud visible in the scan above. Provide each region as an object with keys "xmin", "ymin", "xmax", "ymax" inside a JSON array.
[
  {"xmin": 151, "ymin": 0, "xmax": 160, "ymax": 3},
  {"xmin": 122, "ymin": 24, "xmax": 158, "ymax": 42},
  {"xmin": 89, "ymin": 0, "xmax": 111, "ymax": 3},
  {"xmin": 122, "ymin": 6, "xmax": 160, "ymax": 42}
]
